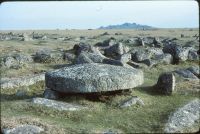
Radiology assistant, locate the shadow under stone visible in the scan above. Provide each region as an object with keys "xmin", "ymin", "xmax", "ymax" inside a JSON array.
[
  {"xmin": 137, "ymin": 86, "xmax": 168, "ymax": 96},
  {"xmin": 59, "ymin": 89, "xmax": 132, "ymax": 102},
  {"xmin": 50, "ymin": 63, "xmax": 74, "ymax": 69}
]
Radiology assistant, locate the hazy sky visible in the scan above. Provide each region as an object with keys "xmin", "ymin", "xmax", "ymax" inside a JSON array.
[{"xmin": 0, "ymin": 1, "xmax": 199, "ymax": 30}]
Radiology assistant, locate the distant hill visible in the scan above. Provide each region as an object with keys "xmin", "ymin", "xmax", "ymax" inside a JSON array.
[{"xmin": 98, "ymin": 22, "xmax": 154, "ymax": 29}]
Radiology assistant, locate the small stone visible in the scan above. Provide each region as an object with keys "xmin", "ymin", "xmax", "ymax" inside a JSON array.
[
  {"xmin": 119, "ymin": 53, "xmax": 132, "ymax": 64},
  {"xmin": 43, "ymin": 88, "xmax": 61, "ymax": 100},
  {"xmin": 32, "ymin": 97, "xmax": 86, "ymax": 111},
  {"xmin": 174, "ymin": 69, "xmax": 198, "ymax": 80},
  {"xmin": 188, "ymin": 50, "xmax": 199, "ymax": 61},
  {"xmin": 75, "ymin": 52, "xmax": 94, "ymax": 64},
  {"xmin": 187, "ymin": 66, "xmax": 199, "ymax": 78},
  {"xmin": 119, "ymin": 96, "xmax": 144, "ymax": 108},
  {"xmin": 3, "ymin": 125, "xmax": 44, "ymax": 134},
  {"xmin": 155, "ymin": 72, "xmax": 176, "ymax": 95},
  {"xmin": 3, "ymin": 56, "xmax": 18, "ymax": 68},
  {"xmin": 154, "ymin": 53, "xmax": 173, "ymax": 64},
  {"xmin": 73, "ymin": 43, "xmax": 94, "ymax": 55}
]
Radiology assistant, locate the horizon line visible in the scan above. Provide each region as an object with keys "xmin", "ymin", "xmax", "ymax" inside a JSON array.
[{"xmin": 0, "ymin": 27, "xmax": 199, "ymax": 31}]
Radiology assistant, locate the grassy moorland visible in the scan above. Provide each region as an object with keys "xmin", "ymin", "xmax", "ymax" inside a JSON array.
[{"xmin": 0, "ymin": 28, "xmax": 199, "ymax": 133}]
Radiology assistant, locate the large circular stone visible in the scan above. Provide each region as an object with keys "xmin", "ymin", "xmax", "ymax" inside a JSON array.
[{"xmin": 45, "ymin": 63, "xmax": 144, "ymax": 93}]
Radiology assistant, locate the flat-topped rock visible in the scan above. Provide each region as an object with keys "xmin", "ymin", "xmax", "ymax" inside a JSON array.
[{"xmin": 45, "ymin": 63, "xmax": 143, "ymax": 93}]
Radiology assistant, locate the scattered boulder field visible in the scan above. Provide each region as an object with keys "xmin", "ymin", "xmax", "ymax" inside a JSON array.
[{"xmin": 0, "ymin": 29, "xmax": 199, "ymax": 133}]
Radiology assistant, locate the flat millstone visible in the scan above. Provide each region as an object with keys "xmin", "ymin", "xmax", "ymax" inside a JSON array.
[
  {"xmin": 32, "ymin": 97, "xmax": 86, "ymax": 111},
  {"xmin": 45, "ymin": 63, "xmax": 144, "ymax": 93}
]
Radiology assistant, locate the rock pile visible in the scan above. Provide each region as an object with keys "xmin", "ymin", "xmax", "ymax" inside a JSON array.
[{"xmin": 0, "ymin": 53, "xmax": 33, "ymax": 69}]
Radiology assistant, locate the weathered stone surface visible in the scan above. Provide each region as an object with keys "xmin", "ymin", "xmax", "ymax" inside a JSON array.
[
  {"xmin": 32, "ymin": 97, "xmax": 86, "ymax": 111},
  {"xmin": 148, "ymin": 48, "xmax": 164, "ymax": 56},
  {"xmin": 174, "ymin": 69, "xmax": 198, "ymax": 80},
  {"xmin": 45, "ymin": 63, "xmax": 144, "ymax": 93},
  {"xmin": 130, "ymin": 47, "xmax": 163, "ymax": 63},
  {"xmin": 119, "ymin": 53, "xmax": 132, "ymax": 64},
  {"xmin": 2, "ymin": 125, "xmax": 44, "ymax": 134},
  {"xmin": 154, "ymin": 53, "xmax": 173, "ymax": 64},
  {"xmin": 13, "ymin": 53, "xmax": 33, "ymax": 65},
  {"xmin": 175, "ymin": 46, "xmax": 190, "ymax": 61},
  {"xmin": 163, "ymin": 43, "xmax": 193, "ymax": 63},
  {"xmin": 187, "ymin": 66, "xmax": 199, "ymax": 78},
  {"xmin": 104, "ymin": 42, "xmax": 129, "ymax": 57},
  {"xmin": 102, "ymin": 37, "xmax": 116, "ymax": 47},
  {"xmin": 43, "ymin": 88, "xmax": 61, "ymax": 100},
  {"xmin": 153, "ymin": 37, "xmax": 163, "ymax": 47},
  {"xmin": 0, "ymin": 53, "xmax": 33, "ymax": 69},
  {"xmin": 164, "ymin": 99, "xmax": 200, "ymax": 133},
  {"xmin": 75, "ymin": 52, "xmax": 94, "ymax": 64},
  {"xmin": 141, "ymin": 59, "xmax": 157, "ymax": 67},
  {"xmin": 73, "ymin": 43, "xmax": 95, "ymax": 55},
  {"xmin": 138, "ymin": 38, "xmax": 145, "ymax": 46},
  {"xmin": 120, "ymin": 96, "xmax": 144, "ymax": 108},
  {"xmin": 155, "ymin": 72, "xmax": 176, "ymax": 95},
  {"xmin": 64, "ymin": 53, "xmax": 76, "ymax": 62},
  {"xmin": 127, "ymin": 61, "xmax": 148, "ymax": 69},
  {"xmin": 1, "ymin": 56, "xmax": 18, "ymax": 68},
  {"xmin": 34, "ymin": 50, "xmax": 63, "ymax": 63},
  {"xmin": 75, "ymin": 48, "xmax": 106, "ymax": 64},
  {"xmin": 23, "ymin": 33, "xmax": 33, "ymax": 41},
  {"xmin": 74, "ymin": 47, "xmax": 130, "ymax": 67},
  {"xmin": 131, "ymin": 49, "xmax": 152, "ymax": 62},
  {"xmin": 102, "ymin": 58, "xmax": 124, "ymax": 66},
  {"xmin": 0, "ymin": 73, "xmax": 45, "ymax": 89},
  {"xmin": 143, "ymin": 37, "xmax": 154, "ymax": 44},
  {"xmin": 188, "ymin": 49, "xmax": 199, "ymax": 61}
]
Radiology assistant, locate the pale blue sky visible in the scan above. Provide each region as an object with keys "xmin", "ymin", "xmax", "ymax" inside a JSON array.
[{"xmin": 0, "ymin": 1, "xmax": 199, "ymax": 30}]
